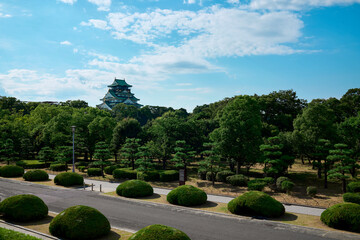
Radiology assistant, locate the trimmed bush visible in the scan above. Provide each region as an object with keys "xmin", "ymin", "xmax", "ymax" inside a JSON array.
[
  {"xmin": 49, "ymin": 164, "xmax": 67, "ymax": 171},
  {"xmin": 197, "ymin": 170, "xmax": 207, "ymax": 180},
  {"xmin": 87, "ymin": 168, "xmax": 102, "ymax": 177},
  {"xmin": 0, "ymin": 165, "xmax": 24, "ymax": 178},
  {"xmin": 226, "ymin": 174, "xmax": 248, "ymax": 187},
  {"xmin": 113, "ymin": 169, "xmax": 137, "ymax": 179},
  {"xmin": 320, "ymin": 203, "xmax": 360, "ymax": 233},
  {"xmin": 159, "ymin": 170, "xmax": 179, "ymax": 182},
  {"xmin": 228, "ymin": 191, "xmax": 285, "ymax": 218},
  {"xmin": 167, "ymin": 185, "xmax": 207, "ymax": 207},
  {"xmin": 0, "ymin": 227, "xmax": 43, "ymax": 240},
  {"xmin": 343, "ymin": 193, "xmax": 360, "ymax": 205},
  {"xmin": 23, "ymin": 170, "xmax": 49, "ymax": 181},
  {"xmin": 247, "ymin": 179, "xmax": 266, "ymax": 191},
  {"xmin": 276, "ymin": 176, "xmax": 289, "ymax": 190},
  {"xmin": 137, "ymin": 171, "xmax": 160, "ymax": 181},
  {"xmin": 281, "ymin": 180, "xmax": 295, "ymax": 193},
  {"xmin": 263, "ymin": 177, "xmax": 274, "ymax": 185},
  {"xmin": 75, "ymin": 161, "xmax": 88, "ymax": 168},
  {"xmin": 216, "ymin": 170, "xmax": 235, "ymax": 183},
  {"xmin": 78, "ymin": 166, "xmax": 87, "ymax": 172},
  {"xmin": 16, "ymin": 160, "xmax": 46, "ymax": 169},
  {"xmin": 0, "ymin": 194, "xmax": 48, "ymax": 221},
  {"xmin": 307, "ymin": 186, "xmax": 317, "ymax": 197},
  {"xmin": 129, "ymin": 224, "xmax": 191, "ymax": 240},
  {"xmin": 104, "ymin": 165, "xmax": 119, "ymax": 175},
  {"xmin": 54, "ymin": 172, "xmax": 83, "ymax": 187},
  {"xmin": 116, "ymin": 180, "xmax": 153, "ymax": 198},
  {"xmin": 206, "ymin": 172, "xmax": 216, "ymax": 181},
  {"xmin": 347, "ymin": 182, "xmax": 360, "ymax": 193},
  {"xmin": 49, "ymin": 205, "xmax": 110, "ymax": 240}
]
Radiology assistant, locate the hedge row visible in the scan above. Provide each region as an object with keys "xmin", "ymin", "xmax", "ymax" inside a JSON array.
[
  {"xmin": 54, "ymin": 172, "xmax": 84, "ymax": 187},
  {"xmin": 113, "ymin": 168, "xmax": 178, "ymax": 182},
  {"xmin": 16, "ymin": 160, "xmax": 47, "ymax": 169},
  {"xmin": 49, "ymin": 164, "xmax": 68, "ymax": 171},
  {"xmin": 23, "ymin": 170, "xmax": 49, "ymax": 181}
]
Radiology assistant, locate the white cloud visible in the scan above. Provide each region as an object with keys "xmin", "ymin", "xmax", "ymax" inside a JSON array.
[
  {"xmin": 88, "ymin": 52, "xmax": 120, "ymax": 62},
  {"xmin": 0, "ymin": 13, "xmax": 11, "ymax": 18},
  {"xmin": 227, "ymin": 0, "xmax": 239, "ymax": 4},
  {"xmin": 88, "ymin": 0, "xmax": 111, "ymax": 11},
  {"xmin": 176, "ymin": 83, "xmax": 193, "ymax": 86},
  {"xmin": 247, "ymin": 0, "xmax": 360, "ymax": 10},
  {"xmin": 184, "ymin": 0, "xmax": 196, "ymax": 4},
  {"xmin": 81, "ymin": 19, "xmax": 110, "ymax": 30},
  {"xmin": 60, "ymin": 40, "xmax": 72, "ymax": 45},
  {"xmin": 0, "ymin": 69, "xmax": 115, "ymax": 106},
  {"xmin": 59, "ymin": 0, "xmax": 77, "ymax": 5}
]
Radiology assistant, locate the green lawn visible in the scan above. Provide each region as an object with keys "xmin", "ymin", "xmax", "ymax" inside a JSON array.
[{"xmin": 0, "ymin": 227, "xmax": 41, "ymax": 240}]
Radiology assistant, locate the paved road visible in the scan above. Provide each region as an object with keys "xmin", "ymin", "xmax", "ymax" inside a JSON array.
[
  {"xmin": 0, "ymin": 178, "xmax": 358, "ymax": 240},
  {"xmin": 48, "ymin": 174, "xmax": 325, "ymax": 216}
]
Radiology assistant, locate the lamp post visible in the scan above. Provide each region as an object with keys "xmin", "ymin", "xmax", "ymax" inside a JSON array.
[{"xmin": 71, "ymin": 126, "xmax": 76, "ymax": 173}]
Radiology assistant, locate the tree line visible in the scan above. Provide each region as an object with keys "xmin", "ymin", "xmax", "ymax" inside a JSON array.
[{"xmin": 0, "ymin": 88, "xmax": 359, "ymax": 192}]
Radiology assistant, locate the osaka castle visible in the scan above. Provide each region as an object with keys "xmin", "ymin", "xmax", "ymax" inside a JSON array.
[{"xmin": 97, "ymin": 78, "xmax": 142, "ymax": 110}]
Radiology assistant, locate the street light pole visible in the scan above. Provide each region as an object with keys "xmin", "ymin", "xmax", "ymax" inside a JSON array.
[{"xmin": 71, "ymin": 126, "xmax": 76, "ymax": 173}]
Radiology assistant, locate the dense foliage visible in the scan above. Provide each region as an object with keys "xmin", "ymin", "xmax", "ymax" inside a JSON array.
[
  {"xmin": 23, "ymin": 170, "xmax": 49, "ymax": 181},
  {"xmin": 0, "ymin": 227, "xmax": 42, "ymax": 240},
  {"xmin": 226, "ymin": 174, "xmax": 248, "ymax": 187},
  {"xmin": 320, "ymin": 203, "xmax": 360, "ymax": 233},
  {"xmin": 0, "ymin": 194, "xmax": 48, "ymax": 221},
  {"xmin": 49, "ymin": 205, "xmax": 110, "ymax": 240},
  {"xmin": 54, "ymin": 172, "xmax": 84, "ymax": 187},
  {"xmin": 167, "ymin": 185, "xmax": 207, "ymax": 206},
  {"xmin": 129, "ymin": 224, "xmax": 191, "ymax": 240},
  {"xmin": 0, "ymin": 165, "xmax": 24, "ymax": 178},
  {"xmin": 116, "ymin": 180, "xmax": 153, "ymax": 198},
  {"xmin": 343, "ymin": 193, "xmax": 360, "ymax": 204},
  {"xmin": 227, "ymin": 191, "xmax": 285, "ymax": 217}
]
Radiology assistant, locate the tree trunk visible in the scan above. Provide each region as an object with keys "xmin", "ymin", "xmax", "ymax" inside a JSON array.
[
  {"xmin": 342, "ymin": 178, "xmax": 347, "ymax": 193},
  {"xmin": 114, "ymin": 153, "xmax": 117, "ymax": 163},
  {"xmin": 162, "ymin": 159, "xmax": 166, "ymax": 170},
  {"xmin": 236, "ymin": 161, "xmax": 240, "ymax": 175},
  {"xmin": 132, "ymin": 158, "xmax": 135, "ymax": 170},
  {"xmin": 324, "ymin": 163, "xmax": 328, "ymax": 189},
  {"xmin": 84, "ymin": 151, "xmax": 88, "ymax": 161},
  {"xmin": 229, "ymin": 161, "xmax": 234, "ymax": 172},
  {"xmin": 301, "ymin": 156, "xmax": 304, "ymax": 165},
  {"xmin": 317, "ymin": 160, "xmax": 322, "ymax": 178}
]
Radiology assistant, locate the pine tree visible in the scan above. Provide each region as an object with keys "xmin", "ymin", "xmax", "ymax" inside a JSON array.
[
  {"xmin": 0, "ymin": 139, "xmax": 16, "ymax": 165},
  {"xmin": 55, "ymin": 146, "xmax": 72, "ymax": 172},
  {"xmin": 38, "ymin": 147, "xmax": 54, "ymax": 165},
  {"xmin": 121, "ymin": 138, "xmax": 140, "ymax": 170},
  {"xmin": 136, "ymin": 145, "xmax": 155, "ymax": 172},
  {"xmin": 328, "ymin": 143, "xmax": 356, "ymax": 192},
  {"xmin": 171, "ymin": 140, "xmax": 194, "ymax": 181},
  {"xmin": 312, "ymin": 139, "xmax": 332, "ymax": 188},
  {"xmin": 199, "ymin": 142, "xmax": 222, "ymax": 186},
  {"xmin": 93, "ymin": 141, "xmax": 111, "ymax": 177}
]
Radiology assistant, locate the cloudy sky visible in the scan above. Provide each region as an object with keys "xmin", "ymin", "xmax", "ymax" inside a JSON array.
[{"xmin": 0, "ymin": 0, "xmax": 359, "ymax": 111}]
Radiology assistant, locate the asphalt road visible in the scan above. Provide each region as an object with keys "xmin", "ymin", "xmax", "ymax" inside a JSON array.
[{"xmin": 0, "ymin": 178, "xmax": 358, "ymax": 240}]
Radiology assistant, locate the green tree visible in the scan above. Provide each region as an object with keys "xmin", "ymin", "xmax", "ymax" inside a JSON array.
[
  {"xmin": 260, "ymin": 136, "xmax": 294, "ymax": 177},
  {"xmin": 328, "ymin": 143, "xmax": 356, "ymax": 193},
  {"xmin": 171, "ymin": 140, "xmax": 194, "ymax": 181},
  {"xmin": 312, "ymin": 139, "xmax": 332, "ymax": 188},
  {"xmin": 38, "ymin": 147, "xmax": 54, "ymax": 165},
  {"xmin": 55, "ymin": 146, "xmax": 72, "ymax": 172},
  {"xmin": 199, "ymin": 142, "xmax": 222, "ymax": 186},
  {"xmin": 88, "ymin": 116, "xmax": 115, "ymax": 160},
  {"xmin": 211, "ymin": 96, "xmax": 262, "ymax": 174},
  {"xmin": 93, "ymin": 141, "xmax": 111, "ymax": 177},
  {"xmin": 135, "ymin": 145, "xmax": 155, "ymax": 172},
  {"xmin": 121, "ymin": 138, "xmax": 140, "ymax": 170},
  {"xmin": 110, "ymin": 118, "xmax": 141, "ymax": 162},
  {"xmin": 0, "ymin": 139, "xmax": 16, "ymax": 165}
]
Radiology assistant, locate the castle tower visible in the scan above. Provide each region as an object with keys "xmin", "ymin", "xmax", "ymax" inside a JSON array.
[{"xmin": 97, "ymin": 78, "xmax": 142, "ymax": 110}]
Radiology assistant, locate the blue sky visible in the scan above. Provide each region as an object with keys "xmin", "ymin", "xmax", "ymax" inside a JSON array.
[{"xmin": 0, "ymin": 0, "xmax": 359, "ymax": 111}]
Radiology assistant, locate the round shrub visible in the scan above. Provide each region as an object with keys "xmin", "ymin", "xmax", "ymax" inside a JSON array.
[
  {"xmin": 206, "ymin": 172, "xmax": 216, "ymax": 181},
  {"xmin": 276, "ymin": 176, "xmax": 289, "ymax": 190},
  {"xmin": 113, "ymin": 169, "xmax": 137, "ymax": 179},
  {"xmin": 78, "ymin": 166, "xmax": 87, "ymax": 172},
  {"xmin": 247, "ymin": 179, "xmax": 266, "ymax": 191},
  {"xmin": 116, "ymin": 180, "xmax": 153, "ymax": 198},
  {"xmin": 104, "ymin": 165, "xmax": 119, "ymax": 175},
  {"xmin": 87, "ymin": 168, "xmax": 102, "ymax": 177},
  {"xmin": 159, "ymin": 170, "xmax": 179, "ymax": 182},
  {"xmin": 226, "ymin": 174, "xmax": 248, "ymax": 187},
  {"xmin": 54, "ymin": 172, "xmax": 84, "ymax": 187},
  {"xmin": 129, "ymin": 224, "xmax": 191, "ymax": 240},
  {"xmin": 0, "ymin": 165, "xmax": 24, "ymax": 178},
  {"xmin": 23, "ymin": 170, "xmax": 49, "ymax": 181},
  {"xmin": 49, "ymin": 205, "xmax": 110, "ymax": 240},
  {"xmin": 216, "ymin": 170, "xmax": 235, "ymax": 182},
  {"xmin": 167, "ymin": 185, "xmax": 207, "ymax": 207},
  {"xmin": 137, "ymin": 171, "xmax": 160, "ymax": 181},
  {"xmin": 49, "ymin": 164, "xmax": 67, "ymax": 171},
  {"xmin": 263, "ymin": 177, "xmax": 274, "ymax": 185},
  {"xmin": 0, "ymin": 194, "xmax": 48, "ymax": 221},
  {"xmin": 228, "ymin": 191, "xmax": 285, "ymax": 218},
  {"xmin": 281, "ymin": 180, "xmax": 295, "ymax": 193},
  {"xmin": 343, "ymin": 193, "xmax": 360, "ymax": 205},
  {"xmin": 307, "ymin": 186, "xmax": 317, "ymax": 197},
  {"xmin": 320, "ymin": 203, "xmax": 360, "ymax": 233},
  {"xmin": 347, "ymin": 182, "xmax": 360, "ymax": 193}
]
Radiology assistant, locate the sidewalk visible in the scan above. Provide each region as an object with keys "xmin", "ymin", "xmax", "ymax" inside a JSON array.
[
  {"xmin": 0, "ymin": 220, "xmax": 58, "ymax": 240},
  {"xmin": 49, "ymin": 174, "xmax": 325, "ymax": 216}
]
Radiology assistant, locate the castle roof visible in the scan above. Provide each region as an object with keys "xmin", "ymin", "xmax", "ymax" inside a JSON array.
[{"xmin": 108, "ymin": 78, "xmax": 132, "ymax": 88}]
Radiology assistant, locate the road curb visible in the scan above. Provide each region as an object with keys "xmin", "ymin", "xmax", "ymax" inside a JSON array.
[{"xmin": 0, "ymin": 220, "xmax": 58, "ymax": 240}]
